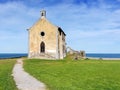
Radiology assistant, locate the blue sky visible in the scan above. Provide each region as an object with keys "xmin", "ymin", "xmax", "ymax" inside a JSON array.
[{"xmin": 0, "ymin": 0, "xmax": 120, "ymax": 53}]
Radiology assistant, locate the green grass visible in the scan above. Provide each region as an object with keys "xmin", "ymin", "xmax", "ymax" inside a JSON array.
[
  {"xmin": 24, "ymin": 59, "xmax": 120, "ymax": 90},
  {"xmin": 0, "ymin": 59, "xmax": 17, "ymax": 90}
]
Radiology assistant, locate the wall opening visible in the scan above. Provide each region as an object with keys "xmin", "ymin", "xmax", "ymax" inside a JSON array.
[{"xmin": 40, "ymin": 42, "xmax": 45, "ymax": 53}]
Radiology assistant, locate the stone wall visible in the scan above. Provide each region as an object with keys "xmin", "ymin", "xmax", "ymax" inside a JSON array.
[
  {"xmin": 29, "ymin": 17, "xmax": 57, "ymax": 58},
  {"xmin": 28, "ymin": 16, "xmax": 66, "ymax": 59}
]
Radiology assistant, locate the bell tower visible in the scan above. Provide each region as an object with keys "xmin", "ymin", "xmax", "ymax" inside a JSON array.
[{"xmin": 40, "ymin": 10, "xmax": 46, "ymax": 18}]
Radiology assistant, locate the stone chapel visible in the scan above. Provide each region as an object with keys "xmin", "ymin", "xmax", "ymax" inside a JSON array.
[{"xmin": 27, "ymin": 10, "xmax": 66, "ymax": 59}]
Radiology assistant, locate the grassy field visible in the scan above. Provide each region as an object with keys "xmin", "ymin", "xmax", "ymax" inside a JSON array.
[
  {"xmin": 24, "ymin": 59, "xmax": 120, "ymax": 90},
  {"xmin": 0, "ymin": 59, "xmax": 17, "ymax": 90}
]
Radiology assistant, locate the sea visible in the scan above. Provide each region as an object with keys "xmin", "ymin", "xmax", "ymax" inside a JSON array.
[
  {"xmin": 0, "ymin": 53, "xmax": 120, "ymax": 59},
  {"xmin": 86, "ymin": 53, "xmax": 120, "ymax": 58},
  {"xmin": 0, "ymin": 53, "xmax": 27, "ymax": 59}
]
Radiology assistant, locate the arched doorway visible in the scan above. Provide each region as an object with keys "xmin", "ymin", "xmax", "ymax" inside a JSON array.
[{"xmin": 40, "ymin": 42, "xmax": 45, "ymax": 53}]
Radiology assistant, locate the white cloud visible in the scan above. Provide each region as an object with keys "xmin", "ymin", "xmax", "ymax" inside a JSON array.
[
  {"xmin": 66, "ymin": 29, "xmax": 120, "ymax": 53},
  {"xmin": 0, "ymin": 1, "xmax": 120, "ymax": 53}
]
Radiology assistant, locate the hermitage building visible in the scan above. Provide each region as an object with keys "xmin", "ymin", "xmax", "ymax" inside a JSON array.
[{"xmin": 27, "ymin": 10, "xmax": 66, "ymax": 59}]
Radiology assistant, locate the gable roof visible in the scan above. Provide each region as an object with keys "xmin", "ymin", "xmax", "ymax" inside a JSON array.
[
  {"xmin": 28, "ymin": 10, "xmax": 66, "ymax": 36},
  {"xmin": 58, "ymin": 27, "xmax": 66, "ymax": 36}
]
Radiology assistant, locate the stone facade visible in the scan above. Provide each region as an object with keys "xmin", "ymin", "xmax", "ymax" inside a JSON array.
[{"xmin": 27, "ymin": 10, "xmax": 66, "ymax": 59}]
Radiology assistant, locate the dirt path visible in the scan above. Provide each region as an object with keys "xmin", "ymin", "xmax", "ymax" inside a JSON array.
[{"xmin": 12, "ymin": 59, "xmax": 46, "ymax": 90}]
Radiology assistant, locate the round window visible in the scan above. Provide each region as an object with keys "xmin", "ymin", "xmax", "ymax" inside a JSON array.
[{"xmin": 40, "ymin": 32, "xmax": 45, "ymax": 36}]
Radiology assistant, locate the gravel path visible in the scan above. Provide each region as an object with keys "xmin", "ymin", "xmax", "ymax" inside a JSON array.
[{"xmin": 12, "ymin": 59, "xmax": 46, "ymax": 90}]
